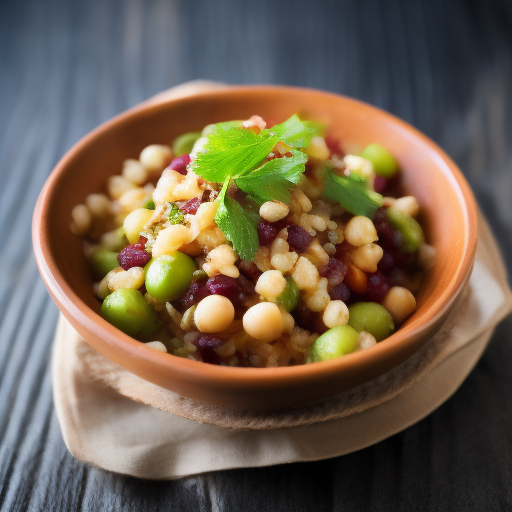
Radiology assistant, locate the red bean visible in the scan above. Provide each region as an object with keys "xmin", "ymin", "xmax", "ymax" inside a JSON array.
[
  {"xmin": 324, "ymin": 135, "xmax": 344, "ymax": 157},
  {"xmin": 374, "ymin": 175, "xmax": 387, "ymax": 194},
  {"xmin": 179, "ymin": 196, "xmax": 202, "ymax": 215},
  {"xmin": 287, "ymin": 224, "xmax": 313, "ymax": 253},
  {"xmin": 117, "ymin": 244, "xmax": 151, "ymax": 270},
  {"xmin": 329, "ymin": 282, "xmax": 351, "ymax": 303},
  {"xmin": 257, "ymin": 220, "xmax": 278, "ymax": 246},
  {"xmin": 319, "ymin": 257, "xmax": 348, "ymax": 287},
  {"xmin": 193, "ymin": 335, "xmax": 223, "ymax": 365},
  {"xmin": 364, "ymin": 272, "xmax": 389, "ymax": 303},
  {"xmin": 168, "ymin": 154, "xmax": 190, "ymax": 175}
]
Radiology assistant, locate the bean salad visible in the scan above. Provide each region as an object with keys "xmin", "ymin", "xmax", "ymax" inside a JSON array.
[{"xmin": 71, "ymin": 114, "xmax": 436, "ymax": 367}]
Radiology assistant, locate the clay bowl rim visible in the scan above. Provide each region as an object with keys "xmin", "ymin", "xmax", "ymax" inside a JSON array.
[{"xmin": 33, "ymin": 85, "xmax": 478, "ymax": 391}]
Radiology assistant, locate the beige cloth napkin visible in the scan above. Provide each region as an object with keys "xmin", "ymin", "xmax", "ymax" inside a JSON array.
[{"xmin": 52, "ymin": 82, "xmax": 512, "ymax": 479}]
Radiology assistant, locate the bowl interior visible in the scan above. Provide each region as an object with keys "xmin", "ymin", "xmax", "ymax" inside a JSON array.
[{"xmin": 34, "ymin": 86, "xmax": 477, "ymax": 409}]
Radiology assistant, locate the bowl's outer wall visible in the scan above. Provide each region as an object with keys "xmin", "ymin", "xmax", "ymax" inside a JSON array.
[{"xmin": 33, "ymin": 87, "xmax": 477, "ymax": 411}]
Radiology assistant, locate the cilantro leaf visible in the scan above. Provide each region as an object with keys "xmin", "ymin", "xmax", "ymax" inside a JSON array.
[
  {"xmin": 235, "ymin": 150, "xmax": 308, "ymax": 204},
  {"xmin": 214, "ymin": 180, "xmax": 259, "ymax": 260},
  {"xmin": 269, "ymin": 115, "xmax": 324, "ymax": 148},
  {"xmin": 192, "ymin": 125, "xmax": 278, "ymax": 182},
  {"xmin": 322, "ymin": 169, "xmax": 383, "ymax": 218}
]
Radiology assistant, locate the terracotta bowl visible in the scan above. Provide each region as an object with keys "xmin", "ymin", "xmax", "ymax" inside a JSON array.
[{"xmin": 32, "ymin": 86, "xmax": 478, "ymax": 411}]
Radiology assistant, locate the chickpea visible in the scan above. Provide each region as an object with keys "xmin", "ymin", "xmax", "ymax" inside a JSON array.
[
  {"xmin": 350, "ymin": 243, "xmax": 383, "ymax": 273},
  {"xmin": 122, "ymin": 159, "xmax": 148, "ymax": 185},
  {"xmin": 70, "ymin": 204, "xmax": 91, "ymax": 236},
  {"xmin": 259, "ymin": 201, "xmax": 289, "ymax": 222},
  {"xmin": 107, "ymin": 175, "xmax": 135, "ymax": 199},
  {"xmin": 359, "ymin": 331, "xmax": 377, "ymax": 350},
  {"xmin": 392, "ymin": 196, "xmax": 419, "ymax": 218},
  {"xmin": 382, "ymin": 286, "xmax": 416, "ymax": 323},
  {"xmin": 85, "ymin": 193, "xmax": 111, "ymax": 217},
  {"xmin": 306, "ymin": 136, "xmax": 330, "ymax": 160},
  {"xmin": 418, "ymin": 243, "xmax": 436, "ymax": 270},
  {"xmin": 145, "ymin": 341, "xmax": 168, "ymax": 353},
  {"xmin": 123, "ymin": 208, "xmax": 154, "ymax": 244},
  {"xmin": 190, "ymin": 137, "xmax": 208, "ymax": 160},
  {"xmin": 344, "ymin": 216, "xmax": 378, "ymax": 246},
  {"xmin": 255, "ymin": 270, "xmax": 287, "ymax": 300},
  {"xmin": 151, "ymin": 224, "xmax": 194, "ymax": 258},
  {"xmin": 243, "ymin": 302, "xmax": 284, "ymax": 342},
  {"xmin": 323, "ymin": 300, "xmax": 350, "ymax": 328},
  {"xmin": 194, "ymin": 295, "xmax": 235, "ymax": 333},
  {"xmin": 118, "ymin": 188, "xmax": 148, "ymax": 213},
  {"xmin": 139, "ymin": 144, "xmax": 173, "ymax": 174}
]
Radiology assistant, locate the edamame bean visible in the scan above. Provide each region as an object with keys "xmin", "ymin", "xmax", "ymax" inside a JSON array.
[
  {"xmin": 90, "ymin": 248, "xmax": 119, "ymax": 277},
  {"xmin": 101, "ymin": 288, "xmax": 159, "ymax": 337},
  {"xmin": 172, "ymin": 131, "xmax": 202, "ymax": 156},
  {"xmin": 386, "ymin": 207, "xmax": 425, "ymax": 253},
  {"xmin": 348, "ymin": 302, "xmax": 394, "ymax": 341},
  {"xmin": 311, "ymin": 325, "xmax": 360, "ymax": 362},
  {"xmin": 145, "ymin": 252, "xmax": 196, "ymax": 302},
  {"xmin": 277, "ymin": 277, "xmax": 300, "ymax": 312},
  {"xmin": 361, "ymin": 143, "xmax": 398, "ymax": 179}
]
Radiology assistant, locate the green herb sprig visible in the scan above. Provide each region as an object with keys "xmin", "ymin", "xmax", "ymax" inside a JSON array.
[
  {"xmin": 322, "ymin": 169, "xmax": 383, "ymax": 218},
  {"xmin": 191, "ymin": 115, "xmax": 323, "ymax": 260},
  {"xmin": 235, "ymin": 150, "xmax": 308, "ymax": 204},
  {"xmin": 214, "ymin": 180, "xmax": 260, "ymax": 260}
]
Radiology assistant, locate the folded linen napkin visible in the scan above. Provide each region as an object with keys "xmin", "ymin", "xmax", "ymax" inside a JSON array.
[{"xmin": 51, "ymin": 81, "xmax": 512, "ymax": 479}]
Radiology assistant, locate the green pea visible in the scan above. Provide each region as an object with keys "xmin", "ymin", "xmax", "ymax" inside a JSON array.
[
  {"xmin": 145, "ymin": 252, "xmax": 196, "ymax": 302},
  {"xmin": 90, "ymin": 249, "xmax": 119, "ymax": 277},
  {"xmin": 386, "ymin": 207, "xmax": 425, "ymax": 253},
  {"xmin": 277, "ymin": 277, "xmax": 300, "ymax": 312},
  {"xmin": 101, "ymin": 289, "xmax": 159, "ymax": 337},
  {"xmin": 348, "ymin": 302, "xmax": 394, "ymax": 341},
  {"xmin": 311, "ymin": 325, "xmax": 360, "ymax": 362},
  {"xmin": 143, "ymin": 258, "xmax": 153, "ymax": 280},
  {"xmin": 361, "ymin": 143, "xmax": 398, "ymax": 179},
  {"xmin": 172, "ymin": 131, "xmax": 202, "ymax": 156}
]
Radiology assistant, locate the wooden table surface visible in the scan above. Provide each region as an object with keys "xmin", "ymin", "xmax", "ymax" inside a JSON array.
[{"xmin": 1, "ymin": 0, "xmax": 512, "ymax": 510}]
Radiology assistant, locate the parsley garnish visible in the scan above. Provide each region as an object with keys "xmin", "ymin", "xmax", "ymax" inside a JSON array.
[
  {"xmin": 235, "ymin": 150, "xmax": 308, "ymax": 204},
  {"xmin": 322, "ymin": 169, "xmax": 383, "ymax": 218},
  {"xmin": 192, "ymin": 115, "xmax": 323, "ymax": 184},
  {"xmin": 191, "ymin": 124, "xmax": 278, "ymax": 182},
  {"xmin": 214, "ymin": 179, "xmax": 260, "ymax": 260},
  {"xmin": 192, "ymin": 115, "xmax": 324, "ymax": 259},
  {"xmin": 270, "ymin": 115, "xmax": 325, "ymax": 148}
]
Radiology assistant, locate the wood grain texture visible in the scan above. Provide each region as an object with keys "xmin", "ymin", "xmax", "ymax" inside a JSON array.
[{"xmin": 1, "ymin": 0, "xmax": 512, "ymax": 510}]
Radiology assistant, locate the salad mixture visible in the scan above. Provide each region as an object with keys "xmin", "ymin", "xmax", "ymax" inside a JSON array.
[{"xmin": 71, "ymin": 114, "xmax": 436, "ymax": 367}]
